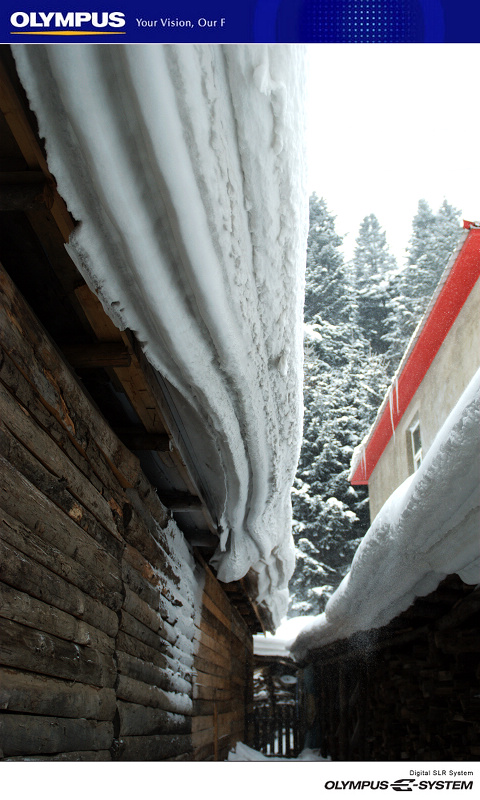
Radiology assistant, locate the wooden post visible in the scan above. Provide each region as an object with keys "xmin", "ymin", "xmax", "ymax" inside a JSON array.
[
  {"xmin": 285, "ymin": 706, "xmax": 292, "ymax": 757},
  {"xmin": 213, "ymin": 699, "xmax": 219, "ymax": 762},
  {"xmin": 293, "ymin": 703, "xmax": 299, "ymax": 757},
  {"xmin": 271, "ymin": 706, "xmax": 277, "ymax": 755}
]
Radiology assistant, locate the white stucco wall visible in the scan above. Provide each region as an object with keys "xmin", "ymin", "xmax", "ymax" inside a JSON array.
[{"xmin": 369, "ymin": 276, "xmax": 480, "ymax": 520}]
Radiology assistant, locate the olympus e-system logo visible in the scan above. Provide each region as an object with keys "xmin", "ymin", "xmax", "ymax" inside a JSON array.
[
  {"xmin": 324, "ymin": 778, "xmax": 474, "ymax": 791},
  {"xmin": 10, "ymin": 11, "xmax": 126, "ymax": 31}
]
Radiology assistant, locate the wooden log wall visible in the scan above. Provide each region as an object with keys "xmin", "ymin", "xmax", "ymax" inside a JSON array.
[
  {"xmin": 0, "ymin": 263, "xmax": 253, "ymax": 761},
  {"xmin": 305, "ymin": 576, "xmax": 480, "ymax": 761},
  {"xmin": 192, "ymin": 563, "xmax": 254, "ymax": 761}
]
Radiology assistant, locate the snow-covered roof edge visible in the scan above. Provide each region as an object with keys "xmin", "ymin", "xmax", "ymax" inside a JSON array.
[
  {"xmin": 12, "ymin": 45, "xmax": 308, "ymax": 627},
  {"xmin": 350, "ymin": 226, "xmax": 480, "ymax": 484},
  {"xmin": 292, "ymin": 365, "xmax": 480, "ymax": 661}
]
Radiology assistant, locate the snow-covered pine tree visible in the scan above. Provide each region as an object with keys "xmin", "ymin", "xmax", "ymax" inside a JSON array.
[
  {"xmin": 289, "ymin": 198, "xmax": 389, "ymax": 616},
  {"xmin": 383, "ymin": 199, "xmax": 462, "ymax": 368},
  {"xmin": 351, "ymin": 214, "xmax": 397, "ymax": 355},
  {"xmin": 304, "ymin": 193, "xmax": 351, "ymax": 323}
]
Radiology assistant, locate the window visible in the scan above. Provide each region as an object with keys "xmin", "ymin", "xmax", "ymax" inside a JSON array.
[{"xmin": 409, "ymin": 420, "xmax": 423, "ymax": 472}]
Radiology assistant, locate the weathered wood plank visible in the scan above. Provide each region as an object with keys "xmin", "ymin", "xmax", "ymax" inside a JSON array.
[
  {"xmin": 0, "ymin": 419, "xmax": 124, "ymax": 563},
  {"xmin": 122, "ymin": 586, "xmax": 170, "ymax": 641},
  {"xmin": 192, "ymin": 683, "xmax": 233, "ymax": 702},
  {"xmin": 0, "ymin": 180, "xmax": 51, "ymax": 212},
  {"xmin": 195, "ymin": 639, "xmax": 231, "ymax": 671},
  {"xmin": 194, "ymin": 652, "xmax": 231, "ymax": 680},
  {"xmin": 191, "ymin": 710, "xmax": 243, "ymax": 735},
  {"xmin": 117, "ymin": 629, "xmax": 193, "ymax": 683},
  {"xmin": 200, "ymin": 606, "xmax": 245, "ymax": 657},
  {"xmin": 0, "ymin": 455, "xmax": 122, "ymax": 605},
  {"xmin": 132, "ymin": 473, "xmax": 169, "ymax": 529},
  {"xmin": 117, "ymin": 733, "xmax": 193, "ymax": 761},
  {"xmin": 0, "ymin": 513, "xmax": 119, "ymax": 637},
  {"xmin": 116, "ymin": 650, "xmax": 187, "ymax": 695},
  {"xmin": 121, "ymin": 558, "xmax": 160, "ymax": 611},
  {"xmin": 201, "ymin": 590, "xmax": 232, "ymax": 633},
  {"xmin": 194, "ymin": 669, "xmax": 242, "ymax": 691},
  {"xmin": 116, "ymin": 674, "xmax": 193, "ymax": 716},
  {"xmin": 0, "ymin": 263, "xmax": 140, "ymax": 488},
  {"xmin": 62, "ymin": 342, "xmax": 131, "ymax": 369},
  {"xmin": 164, "ymin": 752, "xmax": 194, "ymax": 761},
  {"xmin": 119, "ymin": 610, "xmax": 169, "ymax": 662},
  {"xmin": 122, "ymin": 539, "xmax": 184, "ymax": 601},
  {"xmin": 195, "ymin": 623, "xmax": 230, "ymax": 658},
  {"xmin": 116, "ymin": 631, "xmax": 169, "ymax": 671},
  {"xmin": 0, "ymin": 345, "xmax": 125, "ymax": 500},
  {"xmin": 0, "ymin": 667, "xmax": 116, "ymax": 720},
  {"xmin": 115, "ymin": 428, "xmax": 170, "ymax": 452},
  {"xmin": 0, "ymin": 60, "xmax": 74, "ymax": 237},
  {"xmin": 191, "ymin": 698, "xmax": 236, "ymax": 717},
  {"xmin": 192, "ymin": 711, "xmax": 244, "ymax": 753},
  {"xmin": 4, "ymin": 750, "xmax": 112, "ymax": 761},
  {"xmin": 122, "ymin": 551, "xmax": 194, "ymax": 639},
  {"xmin": 0, "ymin": 380, "xmax": 120, "ymax": 540},
  {"xmin": 0, "ymin": 581, "xmax": 114, "ymax": 654},
  {"xmin": 117, "ymin": 701, "xmax": 191, "ymax": 736},
  {"xmin": 203, "ymin": 567, "xmax": 252, "ymax": 647},
  {"xmin": 122, "ymin": 513, "xmax": 181, "ymax": 586},
  {"xmin": 0, "ymin": 618, "xmax": 116, "ymax": 688},
  {"xmin": 0, "ymin": 714, "xmax": 113, "ymax": 757}
]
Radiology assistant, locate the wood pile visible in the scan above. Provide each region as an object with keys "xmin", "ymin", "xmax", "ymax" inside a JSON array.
[
  {"xmin": 303, "ymin": 575, "xmax": 480, "ymax": 761},
  {"xmin": 0, "ymin": 263, "xmax": 252, "ymax": 761}
]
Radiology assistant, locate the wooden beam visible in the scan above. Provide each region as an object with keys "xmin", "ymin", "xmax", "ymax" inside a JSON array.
[
  {"xmin": 114, "ymin": 428, "xmax": 170, "ymax": 453},
  {"xmin": 61, "ymin": 342, "xmax": 132, "ymax": 369},
  {"xmin": 0, "ymin": 180, "xmax": 53, "ymax": 211},
  {"xmin": 0, "ymin": 59, "xmax": 74, "ymax": 240},
  {"xmin": 185, "ymin": 531, "xmax": 218, "ymax": 548},
  {"xmin": 161, "ymin": 493, "xmax": 202, "ymax": 512}
]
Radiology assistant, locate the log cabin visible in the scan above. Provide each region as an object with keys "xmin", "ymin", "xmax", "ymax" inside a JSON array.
[{"xmin": 0, "ymin": 45, "xmax": 307, "ymax": 761}]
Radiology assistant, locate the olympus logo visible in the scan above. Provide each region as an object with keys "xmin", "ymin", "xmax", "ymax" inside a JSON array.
[{"xmin": 10, "ymin": 11, "xmax": 126, "ymax": 29}]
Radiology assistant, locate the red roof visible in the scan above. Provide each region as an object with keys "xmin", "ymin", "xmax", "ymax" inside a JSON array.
[{"xmin": 350, "ymin": 225, "xmax": 480, "ymax": 485}]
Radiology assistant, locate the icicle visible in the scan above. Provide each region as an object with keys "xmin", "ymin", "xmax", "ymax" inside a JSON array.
[
  {"xmin": 395, "ymin": 376, "xmax": 399, "ymax": 414},
  {"xmin": 361, "ymin": 444, "xmax": 367, "ymax": 480},
  {"xmin": 389, "ymin": 389, "xmax": 396, "ymax": 443}
]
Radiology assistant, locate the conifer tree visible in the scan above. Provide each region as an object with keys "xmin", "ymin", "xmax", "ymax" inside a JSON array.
[
  {"xmin": 383, "ymin": 199, "xmax": 462, "ymax": 368},
  {"xmin": 289, "ymin": 199, "xmax": 389, "ymax": 616},
  {"xmin": 351, "ymin": 214, "xmax": 397, "ymax": 355},
  {"xmin": 304, "ymin": 194, "xmax": 352, "ymax": 324}
]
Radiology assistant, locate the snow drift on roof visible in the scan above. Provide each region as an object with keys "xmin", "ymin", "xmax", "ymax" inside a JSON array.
[
  {"xmin": 292, "ymin": 367, "xmax": 480, "ymax": 661},
  {"xmin": 13, "ymin": 45, "xmax": 307, "ymax": 625},
  {"xmin": 254, "ymin": 615, "xmax": 317, "ymax": 657}
]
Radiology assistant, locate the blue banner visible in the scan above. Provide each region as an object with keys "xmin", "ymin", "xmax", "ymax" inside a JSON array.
[{"xmin": 1, "ymin": 0, "xmax": 480, "ymax": 42}]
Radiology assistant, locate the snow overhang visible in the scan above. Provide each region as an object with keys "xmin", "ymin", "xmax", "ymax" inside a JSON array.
[
  {"xmin": 11, "ymin": 45, "xmax": 308, "ymax": 627},
  {"xmin": 350, "ymin": 226, "xmax": 480, "ymax": 486},
  {"xmin": 292, "ymin": 366, "xmax": 480, "ymax": 661}
]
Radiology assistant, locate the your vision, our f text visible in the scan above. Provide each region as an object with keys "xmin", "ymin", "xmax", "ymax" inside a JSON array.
[{"xmin": 136, "ymin": 17, "xmax": 226, "ymax": 28}]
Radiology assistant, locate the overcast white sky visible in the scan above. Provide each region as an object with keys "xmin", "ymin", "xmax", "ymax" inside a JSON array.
[{"xmin": 306, "ymin": 44, "xmax": 480, "ymax": 265}]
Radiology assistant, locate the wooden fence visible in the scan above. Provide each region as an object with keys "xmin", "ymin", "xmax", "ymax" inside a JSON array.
[{"xmin": 251, "ymin": 705, "xmax": 301, "ymax": 758}]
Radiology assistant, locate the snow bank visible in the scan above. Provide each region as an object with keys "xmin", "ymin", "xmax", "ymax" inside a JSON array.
[
  {"xmin": 13, "ymin": 45, "xmax": 308, "ymax": 625},
  {"xmin": 228, "ymin": 742, "xmax": 329, "ymax": 761},
  {"xmin": 292, "ymin": 367, "xmax": 480, "ymax": 661},
  {"xmin": 254, "ymin": 615, "xmax": 317, "ymax": 657}
]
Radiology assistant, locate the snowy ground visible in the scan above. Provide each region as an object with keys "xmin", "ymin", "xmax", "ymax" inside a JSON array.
[
  {"xmin": 13, "ymin": 45, "xmax": 308, "ymax": 626},
  {"xmin": 291, "ymin": 367, "xmax": 480, "ymax": 660}
]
